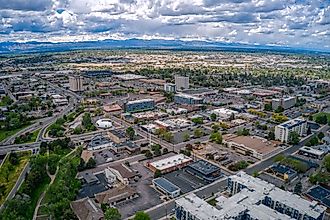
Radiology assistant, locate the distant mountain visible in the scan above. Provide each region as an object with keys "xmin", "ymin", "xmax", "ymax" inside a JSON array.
[{"xmin": 0, "ymin": 39, "xmax": 329, "ymax": 55}]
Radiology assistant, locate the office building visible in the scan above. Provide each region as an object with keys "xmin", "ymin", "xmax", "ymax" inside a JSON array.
[
  {"xmin": 275, "ymin": 118, "xmax": 307, "ymax": 143},
  {"xmin": 272, "ymin": 96, "xmax": 296, "ymax": 110},
  {"xmin": 175, "ymin": 172, "xmax": 326, "ymax": 220},
  {"xmin": 69, "ymin": 75, "xmax": 84, "ymax": 92},
  {"xmin": 175, "ymin": 76, "xmax": 189, "ymax": 91},
  {"xmin": 164, "ymin": 83, "xmax": 176, "ymax": 93},
  {"xmin": 174, "ymin": 93, "xmax": 203, "ymax": 105},
  {"xmin": 298, "ymin": 146, "xmax": 328, "ymax": 160},
  {"xmin": 124, "ymin": 99, "xmax": 155, "ymax": 113},
  {"xmin": 153, "ymin": 177, "xmax": 181, "ymax": 198}
]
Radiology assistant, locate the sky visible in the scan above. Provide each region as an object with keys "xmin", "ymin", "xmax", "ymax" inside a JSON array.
[{"xmin": 0, "ymin": 0, "xmax": 329, "ymax": 50}]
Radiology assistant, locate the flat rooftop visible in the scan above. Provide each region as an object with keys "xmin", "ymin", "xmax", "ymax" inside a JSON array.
[
  {"xmin": 149, "ymin": 154, "xmax": 192, "ymax": 171},
  {"xmin": 187, "ymin": 160, "xmax": 220, "ymax": 176},
  {"xmin": 126, "ymin": 99, "xmax": 154, "ymax": 105},
  {"xmin": 153, "ymin": 177, "xmax": 180, "ymax": 193}
]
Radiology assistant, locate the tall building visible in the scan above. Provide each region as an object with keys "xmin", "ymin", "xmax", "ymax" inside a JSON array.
[
  {"xmin": 69, "ymin": 76, "xmax": 84, "ymax": 92},
  {"xmin": 124, "ymin": 99, "xmax": 155, "ymax": 113},
  {"xmin": 174, "ymin": 93, "xmax": 203, "ymax": 105},
  {"xmin": 275, "ymin": 118, "xmax": 307, "ymax": 143},
  {"xmin": 272, "ymin": 96, "xmax": 296, "ymax": 110},
  {"xmin": 175, "ymin": 172, "xmax": 326, "ymax": 220},
  {"xmin": 164, "ymin": 83, "xmax": 176, "ymax": 93},
  {"xmin": 175, "ymin": 76, "xmax": 189, "ymax": 91}
]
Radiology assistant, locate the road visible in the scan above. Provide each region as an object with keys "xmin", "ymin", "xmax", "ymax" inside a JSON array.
[{"xmin": 245, "ymin": 124, "xmax": 329, "ymax": 175}]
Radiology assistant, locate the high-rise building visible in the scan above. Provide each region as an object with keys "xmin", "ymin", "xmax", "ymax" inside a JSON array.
[
  {"xmin": 175, "ymin": 76, "xmax": 189, "ymax": 91},
  {"xmin": 69, "ymin": 76, "xmax": 84, "ymax": 92},
  {"xmin": 275, "ymin": 118, "xmax": 307, "ymax": 143},
  {"xmin": 272, "ymin": 96, "xmax": 296, "ymax": 110},
  {"xmin": 164, "ymin": 83, "xmax": 176, "ymax": 93}
]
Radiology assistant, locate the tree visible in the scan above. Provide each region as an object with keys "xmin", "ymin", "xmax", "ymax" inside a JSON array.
[
  {"xmin": 315, "ymin": 114, "xmax": 328, "ymax": 124},
  {"xmin": 264, "ymin": 103, "xmax": 272, "ymax": 111},
  {"xmin": 145, "ymin": 150, "xmax": 153, "ymax": 159},
  {"xmin": 192, "ymin": 117, "xmax": 203, "ymax": 124},
  {"xmin": 324, "ymin": 154, "xmax": 330, "ymax": 172},
  {"xmin": 154, "ymin": 169, "xmax": 162, "ymax": 178},
  {"xmin": 275, "ymin": 106, "xmax": 284, "ymax": 113},
  {"xmin": 237, "ymin": 128, "xmax": 250, "ymax": 136},
  {"xmin": 126, "ymin": 127, "xmax": 135, "ymax": 140},
  {"xmin": 134, "ymin": 211, "xmax": 151, "ymax": 220},
  {"xmin": 267, "ymin": 131, "xmax": 275, "ymax": 140},
  {"xmin": 104, "ymin": 207, "xmax": 121, "ymax": 220},
  {"xmin": 183, "ymin": 132, "xmax": 190, "ymax": 142},
  {"xmin": 288, "ymin": 131, "xmax": 299, "ymax": 145},
  {"xmin": 194, "ymin": 128, "xmax": 203, "ymax": 138},
  {"xmin": 318, "ymin": 132, "xmax": 325, "ymax": 140},
  {"xmin": 162, "ymin": 148, "xmax": 168, "ymax": 154},
  {"xmin": 163, "ymin": 132, "xmax": 173, "ymax": 143},
  {"xmin": 210, "ymin": 131, "xmax": 222, "ymax": 144},
  {"xmin": 8, "ymin": 152, "xmax": 19, "ymax": 165},
  {"xmin": 85, "ymin": 158, "xmax": 96, "ymax": 169},
  {"xmin": 210, "ymin": 113, "xmax": 217, "ymax": 121}
]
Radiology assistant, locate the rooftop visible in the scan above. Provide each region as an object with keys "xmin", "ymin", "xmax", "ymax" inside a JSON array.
[
  {"xmin": 126, "ymin": 98, "xmax": 154, "ymax": 105},
  {"xmin": 187, "ymin": 160, "xmax": 220, "ymax": 176},
  {"xmin": 149, "ymin": 154, "xmax": 192, "ymax": 171},
  {"xmin": 71, "ymin": 197, "xmax": 104, "ymax": 220},
  {"xmin": 153, "ymin": 177, "xmax": 180, "ymax": 193}
]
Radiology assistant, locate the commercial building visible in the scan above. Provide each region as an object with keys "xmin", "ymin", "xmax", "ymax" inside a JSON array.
[
  {"xmin": 223, "ymin": 134, "xmax": 279, "ymax": 160},
  {"xmin": 87, "ymin": 135, "xmax": 114, "ymax": 151},
  {"xmin": 114, "ymin": 74, "xmax": 147, "ymax": 81},
  {"xmin": 266, "ymin": 163, "xmax": 298, "ymax": 181},
  {"xmin": 153, "ymin": 177, "xmax": 181, "ymax": 198},
  {"xmin": 306, "ymin": 185, "xmax": 330, "ymax": 209},
  {"xmin": 164, "ymin": 83, "xmax": 176, "ymax": 93},
  {"xmin": 147, "ymin": 154, "xmax": 193, "ymax": 174},
  {"xmin": 210, "ymin": 108, "xmax": 239, "ymax": 120},
  {"xmin": 275, "ymin": 118, "xmax": 307, "ymax": 143},
  {"xmin": 175, "ymin": 76, "xmax": 189, "ymax": 91},
  {"xmin": 95, "ymin": 118, "xmax": 113, "ymax": 129},
  {"xmin": 124, "ymin": 99, "xmax": 155, "ymax": 113},
  {"xmin": 174, "ymin": 93, "xmax": 203, "ymax": 105},
  {"xmin": 108, "ymin": 164, "xmax": 138, "ymax": 185},
  {"xmin": 298, "ymin": 146, "xmax": 328, "ymax": 160},
  {"xmin": 185, "ymin": 160, "xmax": 222, "ymax": 183},
  {"xmin": 69, "ymin": 75, "xmax": 84, "ymax": 92},
  {"xmin": 175, "ymin": 172, "xmax": 326, "ymax": 220},
  {"xmin": 70, "ymin": 197, "xmax": 104, "ymax": 220},
  {"xmin": 95, "ymin": 185, "xmax": 138, "ymax": 206},
  {"xmin": 155, "ymin": 118, "xmax": 192, "ymax": 130},
  {"xmin": 272, "ymin": 96, "xmax": 296, "ymax": 110}
]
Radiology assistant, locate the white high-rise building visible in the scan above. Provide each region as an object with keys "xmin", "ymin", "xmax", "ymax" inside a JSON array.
[
  {"xmin": 175, "ymin": 76, "xmax": 189, "ymax": 91},
  {"xmin": 69, "ymin": 76, "xmax": 84, "ymax": 92},
  {"xmin": 164, "ymin": 83, "xmax": 176, "ymax": 93},
  {"xmin": 275, "ymin": 118, "xmax": 307, "ymax": 143},
  {"xmin": 272, "ymin": 96, "xmax": 296, "ymax": 110}
]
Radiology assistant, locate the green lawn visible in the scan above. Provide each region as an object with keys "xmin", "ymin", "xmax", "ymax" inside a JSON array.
[
  {"xmin": 15, "ymin": 128, "xmax": 41, "ymax": 144},
  {"xmin": 0, "ymin": 124, "xmax": 31, "ymax": 142},
  {"xmin": 313, "ymin": 112, "xmax": 330, "ymax": 121},
  {"xmin": 0, "ymin": 151, "xmax": 31, "ymax": 205}
]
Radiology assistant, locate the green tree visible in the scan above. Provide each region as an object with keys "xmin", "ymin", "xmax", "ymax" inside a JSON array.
[
  {"xmin": 85, "ymin": 158, "xmax": 96, "ymax": 169},
  {"xmin": 210, "ymin": 113, "xmax": 217, "ymax": 121},
  {"xmin": 288, "ymin": 131, "xmax": 299, "ymax": 145},
  {"xmin": 104, "ymin": 207, "xmax": 121, "ymax": 220},
  {"xmin": 154, "ymin": 169, "xmax": 162, "ymax": 178},
  {"xmin": 183, "ymin": 132, "xmax": 190, "ymax": 142},
  {"xmin": 145, "ymin": 150, "xmax": 153, "ymax": 159},
  {"xmin": 194, "ymin": 128, "xmax": 203, "ymax": 138},
  {"xmin": 324, "ymin": 154, "xmax": 330, "ymax": 172},
  {"xmin": 267, "ymin": 131, "xmax": 275, "ymax": 140},
  {"xmin": 275, "ymin": 106, "xmax": 284, "ymax": 113},
  {"xmin": 210, "ymin": 131, "xmax": 222, "ymax": 144},
  {"xmin": 315, "ymin": 114, "xmax": 328, "ymax": 124},
  {"xmin": 126, "ymin": 127, "xmax": 136, "ymax": 140},
  {"xmin": 134, "ymin": 211, "xmax": 151, "ymax": 220},
  {"xmin": 264, "ymin": 103, "xmax": 272, "ymax": 111},
  {"xmin": 294, "ymin": 181, "xmax": 302, "ymax": 195},
  {"xmin": 318, "ymin": 132, "xmax": 325, "ymax": 140}
]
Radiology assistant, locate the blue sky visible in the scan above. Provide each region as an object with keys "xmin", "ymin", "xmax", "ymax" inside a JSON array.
[{"xmin": 0, "ymin": 0, "xmax": 329, "ymax": 50}]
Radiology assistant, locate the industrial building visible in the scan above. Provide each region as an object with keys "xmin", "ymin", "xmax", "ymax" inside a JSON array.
[
  {"xmin": 175, "ymin": 76, "xmax": 189, "ymax": 91},
  {"xmin": 124, "ymin": 99, "xmax": 155, "ymax": 113},
  {"xmin": 153, "ymin": 177, "xmax": 181, "ymax": 198},
  {"xmin": 69, "ymin": 75, "xmax": 84, "ymax": 92},
  {"xmin": 174, "ymin": 93, "xmax": 203, "ymax": 105},
  {"xmin": 147, "ymin": 154, "xmax": 193, "ymax": 174},
  {"xmin": 164, "ymin": 83, "xmax": 176, "ymax": 93},
  {"xmin": 175, "ymin": 172, "xmax": 326, "ymax": 220},
  {"xmin": 272, "ymin": 96, "xmax": 296, "ymax": 110},
  {"xmin": 275, "ymin": 118, "xmax": 307, "ymax": 143}
]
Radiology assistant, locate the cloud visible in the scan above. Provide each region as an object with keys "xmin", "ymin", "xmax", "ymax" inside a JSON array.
[{"xmin": 0, "ymin": 0, "xmax": 329, "ymax": 50}]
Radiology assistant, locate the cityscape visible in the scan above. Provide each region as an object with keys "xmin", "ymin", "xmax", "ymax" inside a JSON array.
[{"xmin": 0, "ymin": 1, "xmax": 330, "ymax": 220}]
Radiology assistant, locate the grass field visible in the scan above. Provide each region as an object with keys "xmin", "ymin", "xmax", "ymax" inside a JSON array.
[
  {"xmin": 313, "ymin": 112, "xmax": 330, "ymax": 121},
  {"xmin": 0, "ymin": 151, "xmax": 31, "ymax": 205}
]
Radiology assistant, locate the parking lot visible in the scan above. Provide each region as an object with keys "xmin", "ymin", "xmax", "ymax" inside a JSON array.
[
  {"xmin": 116, "ymin": 162, "xmax": 163, "ymax": 218},
  {"xmin": 163, "ymin": 169, "xmax": 207, "ymax": 193}
]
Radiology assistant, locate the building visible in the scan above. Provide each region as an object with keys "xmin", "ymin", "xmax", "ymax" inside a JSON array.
[
  {"xmin": 95, "ymin": 185, "xmax": 138, "ymax": 206},
  {"xmin": 175, "ymin": 172, "xmax": 326, "ymax": 220},
  {"xmin": 306, "ymin": 185, "xmax": 330, "ymax": 209},
  {"xmin": 275, "ymin": 118, "xmax": 307, "ymax": 143},
  {"xmin": 175, "ymin": 76, "xmax": 189, "ymax": 91},
  {"xmin": 69, "ymin": 75, "xmax": 84, "ymax": 92},
  {"xmin": 174, "ymin": 93, "xmax": 203, "ymax": 105},
  {"xmin": 108, "ymin": 164, "xmax": 138, "ymax": 185},
  {"xmin": 87, "ymin": 135, "xmax": 115, "ymax": 151},
  {"xmin": 223, "ymin": 134, "xmax": 279, "ymax": 160},
  {"xmin": 155, "ymin": 118, "xmax": 192, "ymax": 130},
  {"xmin": 95, "ymin": 118, "xmax": 113, "ymax": 129},
  {"xmin": 124, "ymin": 99, "xmax": 155, "ymax": 113},
  {"xmin": 267, "ymin": 163, "xmax": 298, "ymax": 181},
  {"xmin": 153, "ymin": 177, "xmax": 181, "ymax": 198},
  {"xmin": 210, "ymin": 108, "xmax": 239, "ymax": 120},
  {"xmin": 107, "ymin": 129, "xmax": 127, "ymax": 144},
  {"xmin": 298, "ymin": 146, "xmax": 328, "ymax": 160},
  {"xmin": 185, "ymin": 160, "xmax": 222, "ymax": 183},
  {"xmin": 272, "ymin": 96, "xmax": 296, "ymax": 110},
  {"xmin": 70, "ymin": 197, "xmax": 104, "ymax": 220},
  {"xmin": 164, "ymin": 83, "xmax": 176, "ymax": 93},
  {"xmin": 147, "ymin": 154, "xmax": 193, "ymax": 174}
]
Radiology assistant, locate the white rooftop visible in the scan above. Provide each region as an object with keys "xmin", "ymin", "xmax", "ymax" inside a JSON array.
[{"xmin": 149, "ymin": 154, "xmax": 192, "ymax": 171}]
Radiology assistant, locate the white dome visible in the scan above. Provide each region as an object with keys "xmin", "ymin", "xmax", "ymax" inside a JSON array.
[{"xmin": 96, "ymin": 119, "xmax": 113, "ymax": 129}]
